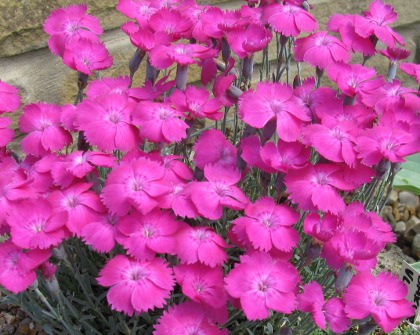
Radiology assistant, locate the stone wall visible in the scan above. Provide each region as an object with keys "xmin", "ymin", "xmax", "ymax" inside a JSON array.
[{"xmin": 1, "ymin": 0, "xmax": 420, "ymax": 109}]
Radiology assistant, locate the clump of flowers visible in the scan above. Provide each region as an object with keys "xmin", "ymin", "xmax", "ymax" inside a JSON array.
[{"xmin": 0, "ymin": 0, "xmax": 418, "ymax": 334}]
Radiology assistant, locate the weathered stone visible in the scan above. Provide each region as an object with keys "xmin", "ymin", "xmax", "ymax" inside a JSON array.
[
  {"xmin": 3, "ymin": 312, "xmax": 15, "ymax": 324},
  {"xmin": 407, "ymin": 216, "xmax": 420, "ymax": 234},
  {"xmin": 389, "ymin": 189, "xmax": 399, "ymax": 205},
  {"xmin": 382, "ymin": 205, "xmax": 396, "ymax": 225},
  {"xmin": 399, "ymin": 191, "xmax": 420, "ymax": 208},
  {"xmin": 412, "ymin": 233, "xmax": 420, "ymax": 258},
  {"xmin": 394, "ymin": 221, "xmax": 406, "ymax": 234},
  {"xmin": 375, "ymin": 243, "xmax": 414, "ymax": 275}
]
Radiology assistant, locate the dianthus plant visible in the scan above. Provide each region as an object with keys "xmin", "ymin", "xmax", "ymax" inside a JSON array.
[{"xmin": 1, "ymin": 0, "xmax": 419, "ymax": 334}]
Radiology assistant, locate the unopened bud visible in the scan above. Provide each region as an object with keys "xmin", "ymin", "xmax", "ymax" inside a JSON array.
[
  {"xmin": 175, "ymin": 64, "xmax": 188, "ymax": 91},
  {"xmin": 129, "ymin": 49, "xmax": 146, "ymax": 82},
  {"xmin": 335, "ymin": 265, "xmax": 354, "ymax": 293},
  {"xmin": 242, "ymin": 56, "xmax": 254, "ymax": 83}
]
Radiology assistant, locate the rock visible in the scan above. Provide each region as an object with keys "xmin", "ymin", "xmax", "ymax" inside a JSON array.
[
  {"xmin": 375, "ymin": 244, "xmax": 414, "ymax": 275},
  {"xmin": 412, "ymin": 234, "xmax": 420, "ymax": 258},
  {"xmin": 389, "ymin": 189, "xmax": 399, "ymax": 205},
  {"xmin": 3, "ymin": 312, "xmax": 15, "ymax": 324},
  {"xmin": 399, "ymin": 191, "xmax": 420, "ymax": 208},
  {"xmin": 382, "ymin": 205, "xmax": 396, "ymax": 225},
  {"xmin": 406, "ymin": 216, "xmax": 420, "ymax": 234},
  {"xmin": 394, "ymin": 221, "xmax": 407, "ymax": 234},
  {"xmin": 3, "ymin": 324, "xmax": 15, "ymax": 334}
]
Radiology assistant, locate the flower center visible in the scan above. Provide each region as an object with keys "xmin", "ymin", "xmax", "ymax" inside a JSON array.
[
  {"xmin": 107, "ymin": 111, "xmax": 122, "ymax": 124},
  {"xmin": 128, "ymin": 266, "xmax": 148, "ymax": 281},
  {"xmin": 129, "ymin": 176, "xmax": 147, "ymax": 192}
]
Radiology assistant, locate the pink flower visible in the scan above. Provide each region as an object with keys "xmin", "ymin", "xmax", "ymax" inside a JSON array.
[
  {"xmin": 7, "ymin": 199, "xmax": 69, "ymax": 249},
  {"xmin": 0, "ymin": 241, "xmax": 50, "ymax": 293},
  {"xmin": 239, "ymin": 82, "xmax": 310, "ymax": 142},
  {"xmin": 400, "ymin": 62, "xmax": 420, "ymax": 84},
  {"xmin": 116, "ymin": 0, "xmax": 158, "ymax": 24},
  {"xmin": 154, "ymin": 301, "xmax": 227, "ymax": 335},
  {"xmin": 132, "ymin": 101, "xmax": 189, "ymax": 143},
  {"xmin": 0, "ymin": 81, "xmax": 21, "ymax": 113},
  {"xmin": 354, "ymin": 0, "xmax": 405, "ymax": 48},
  {"xmin": 148, "ymin": 8, "xmax": 193, "ymax": 41},
  {"xmin": 227, "ymin": 23, "xmax": 272, "ymax": 59},
  {"xmin": 260, "ymin": 139, "xmax": 310, "ymax": 173},
  {"xmin": 262, "ymin": 3, "xmax": 318, "ymax": 37},
  {"xmin": 63, "ymin": 39, "xmax": 113, "ymax": 75},
  {"xmin": 225, "ymin": 252, "xmax": 299, "ymax": 320},
  {"xmin": 170, "ymin": 86, "xmax": 222, "ymax": 120},
  {"xmin": 284, "ymin": 163, "xmax": 355, "ymax": 214},
  {"xmin": 232, "ymin": 197, "xmax": 300, "ymax": 253},
  {"xmin": 101, "ymin": 157, "xmax": 170, "ymax": 216},
  {"xmin": 149, "ymin": 43, "xmax": 216, "ymax": 70},
  {"xmin": 355, "ymin": 125, "xmax": 419, "ymax": 165},
  {"xmin": 379, "ymin": 47, "xmax": 411, "ymax": 62},
  {"xmin": 193, "ymin": 130, "xmax": 237, "ymax": 170},
  {"xmin": 298, "ymin": 282, "xmax": 351, "ymax": 333},
  {"xmin": 19, "ymin": 102, "xmax": 72, "ymax": 157},
  {"xmin": 174, "ymin": 263, "xmax": 227, "ymax": 308},
  {"xmin": 122, "ymin": 22, "xmax": 171, "ymax": 52},
  {"xmin": 44, "ymin": 4, "xmax": 103, "ymax": 56},
  {"xmin": 48, "ymin": 182, "xmax": 105, "ymax": 237},
  {"xmin": 327, "ymin": 14, "xmax": 376, "ymax": 56},
  {"xmin": 239, "ymin": 135, "xmax": 275, "ymax": 173},
  {"xmin": 302, "ymin": 118, "xmax": 358, "ymax": 167},
  {"xmin": 116, "ymin": 209, "xmax": 179, "ymax": 261},
  {"xmin": 188, "ymin": 164, "xmax": 249, "ymax": 220},
  {"xmin": 294, "ymin": 31, "xmax": 350, "ymax": 69},
  {"xmin": 129, "ymin": 74, "xmax": 175, "ymax": 101},
  {"xmin": 303, "ymin": 213, "xmax": 339, "ymax": 243},
  {"xmin": 97, "ymin": 255, "xmax": 174, "ymax": 315},
  {"xmin": 327, "ymin": 63, "xmax": 377, "ymax": 98},
  {"xmin": 76, "ymin": 94, "xmax": 140, "ymax": 152},
  {"xmin": 343, "ymin": 272, "xmax": 415, "ymax": 332},
  {"xmin": 175, "ymin": 225, "xmax": 228, "ymax": 267},
  {"xmin": 0, "ymin": 117, "xmax": 14, "ymax": 147},
  {"xmin": 86, "ymin": 76, "xmax": 131, "ymax": 99},
  {"xmin": 81, "ymin": 212, "xmax": 120, "ymax": 253}
]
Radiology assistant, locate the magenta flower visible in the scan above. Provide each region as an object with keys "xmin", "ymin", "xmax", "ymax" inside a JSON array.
[
  {"xmin": 116, "ymin": 0, "xmax": 157, "ymax": 24},
  {"xmin": 19, "ymin": 102, "xmax": 72, "ymax": 157},
  {"xmin": 225, "ymin": 252, "xmax": 299, "ymax": 320},
  {"xmin": 175, "ymin": 225, "xmax": 228, "ymax": 267},
  {"xmin": 239, "ymin": 135, "xmax": 275, "ymax": 173},
  {"xmin": 355, "ymin": 125, "xmax": 419, "ymax": 165},
  {"xmin": 188, "ymin": 164, "xmax": 249, "ymax": 220},
  {"xmin": 122, "ymin": 22, "xmax": 171, "ymax": 52},
  {"xmin": 129, "ymin": 75, "xmax": 175, "ymax": 101},
  {"xmin": 379, "ymin": 47, "xmax": 411, "ymax": 62},
  {"xmin": 81, "ymin": 212, "xmax": 120, "ymax": 253},
  {"xmin": 48, "ymin": 182, "xmax": 105, "ymax": 237},
  {"xmin": 7, "ymin": 199, "xmax": 69, "ymax": 250},
  {"xmin": 154, "ymin": 301, "xmax": 227, "ymax": 335},
  {"xmin": 262, "ymin": 3, "xmax": 318, "ymax": 37},
  {"xmin": 400, "ymin": 62, "xmax": 420, "ymax": 84},
  {"xmin": 260, "ymin": 139, "xmax": 311, "ymax": 173},
  {"xmin": 63, "ymin": 39, "xmax": 113, "ymax": 75},
  {"xmin": 0, "ymin": 81, "xmax": 21, "ymax": 113},
  {"xmin": 327, "ymin": 63, "xmax": 377, "ymax": 98},
  {"xmin": 232, "ymin": 197, "xmax": 300, "ymax": 253},
  {"xmin": 132, "ymin": 101, "xmax": 189, "ymax": 143},
  {"xmin": 116, "ymin": 209, "xmax": 179, "ymax": 261},
  {"xmin": 44, "ymin": 4, "xmax": 103, "ymax": 56},
  {"xmin": 284, "ymin": 163, "xmax": 356, "ymax": 214},
  {"xmin": 239, "ymin": 82, "xmax": 310, "ymax": 142},
  {"xmin": 193, "ymin": 130, "xmax": 237, "ymax": 170},
  {"xmin": 149, "ymin": 43, "xmax": 216, "ymax": 70},
  {"xmin": 86, "ymin": 76, "xmax": 131, "ymax": 99},
  {"xmin": 354, "ymin": 0, "xmax": 405, "ymax": 48},
  {"xmin": 148, "ymin": 8, "xmax": 193, "ymax": 41},
  {"xmin": 303, "ymin": 213, "xmax": 339, "ymax": 243},
  {"xmin": 294, "ymin": 31, "xmax": 351, "ymax": 69},
  {"xmin": 101, "ymin": 157, "xmax": 170, "ymax": 216},
  {"xmin": 174, "ymin": 263, "xmax": 227, "ymax": 308},
  {"xmin": 227, "ymin": 23, "xmax": 272, "ymax": 59},
  {"xmin": 0, "ymin": 117, "xmax": 14, "ymax": 147},
  {"xmin": 170, "ymin": 86, "xmax": 223, "ymax": 120},
  {"xmin": 76, "ymin": 94, "xmax": 140, "ymax": 152},
  {"xmin": 327, "ymin": 14, "xmax": 376, "ymax": 56},
  {"xmin": 97, "ymin": 255, "xmax": 174, "ymax": 315},
  {"xmin": 343, "ymin": 272, "xmax": 415, "ymax": 332},
  {"xmin": 303, "ymin": 118, "xmax": 358, "ymax": 167},
  {"xmin": 298, "ymin": 282, "xmax": 351, "ymax": 333},
  {"xmin": 0, "ymin": 241, "xmax": 50, "ymax": 293}
]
